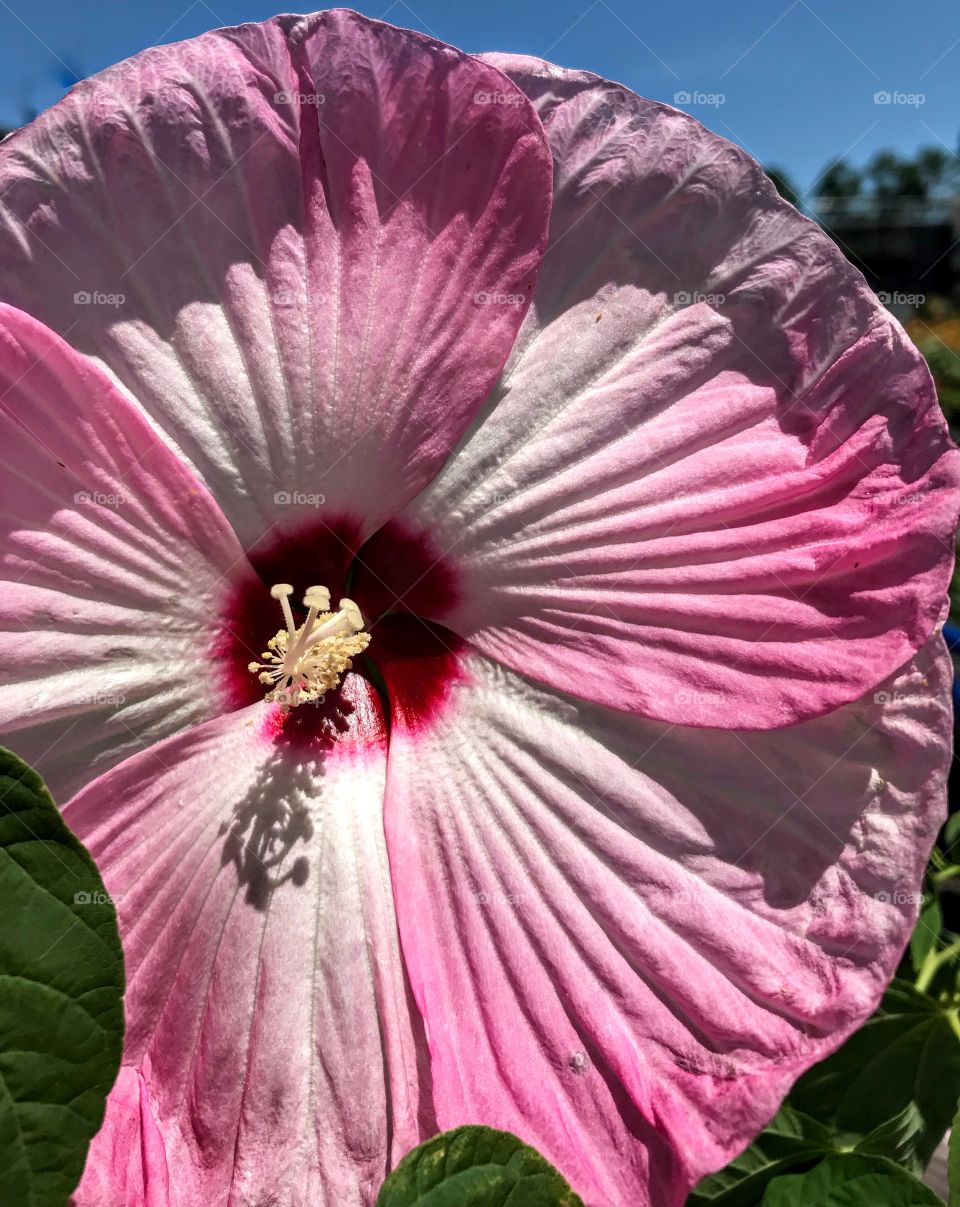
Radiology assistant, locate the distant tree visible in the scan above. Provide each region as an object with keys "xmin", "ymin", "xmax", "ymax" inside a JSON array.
[
  {"xmin": 765, "ymin": 165, "xmax": 801, "ymax": 207},
  {"xmin": 812, "ymin": 158, "xmax": 862, "ymax": 221},
  {"xmin": 913, "ymin": 145, "xmax": 960, "ymax": 199},
  {"xmin": 814, "ymin": 143, "xmax": 959, "ymax": 227},
  {"xmin": 895, "ymin": 161, "xmax": 928, "ymax": 198},
  {"xmin": 864, "ymin": 150, "xmax": 919, "ymax": 198},
  {"xmin": 815, "ymin": 158, "xmax": 862, "ymax": 198},
  {"xmin": 916, "ymin": 146, "xmax": 952, "ymax": 190},
  {"xmin": 865, "ymin": 151, "xmax": 894, "ymax": 195}
]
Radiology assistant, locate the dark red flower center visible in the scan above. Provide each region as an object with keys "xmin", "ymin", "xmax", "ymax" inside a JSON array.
[{"xmin": 215, "ymin": 515, "xmax": 465, "ymax": 748}]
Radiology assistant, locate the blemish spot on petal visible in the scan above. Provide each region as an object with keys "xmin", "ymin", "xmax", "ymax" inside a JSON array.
[{"xmin": 569, "ymin": 1051, "xmax": 588, "ymax": 1074}]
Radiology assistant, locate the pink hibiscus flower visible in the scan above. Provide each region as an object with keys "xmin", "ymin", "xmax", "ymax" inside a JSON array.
[{"xmin": 0, "ymin": 9, "xmax": 958, "ymax": 1206}]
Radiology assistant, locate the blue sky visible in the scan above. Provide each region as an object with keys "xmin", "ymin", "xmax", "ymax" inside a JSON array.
[{"xmin": 0, "ymin": 0, "xmax": 957, "ymax": 196}]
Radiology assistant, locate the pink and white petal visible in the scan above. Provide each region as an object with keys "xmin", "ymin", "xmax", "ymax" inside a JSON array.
[
  {"xmin": 67, "ymin": 676, "xmax": 430, "ymax": 1207},
  {"xmin": 382, "ymin": 638, "xmax": 951, "ymax": 1207},
  {"xmin": 75, "ymin": 1067, "xmax": 169, "ymax": 1207},
  {"xmin": 0, "ymin": 12, "xmax": 551, "ymax": 551},
  {"xmin": 0, "ymin": 304, "xmax": 255, "ymax": 802},
  {"xmin": 398, "ymin": 59, "xmax": 960, "ymax": 728}
]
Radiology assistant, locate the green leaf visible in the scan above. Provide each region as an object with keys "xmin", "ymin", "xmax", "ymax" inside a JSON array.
[
  {"xmin": 789, "ymin": 979, "xmax": 960, "ymax": 1174},
  {"xmin": 759, "ymin": 1153, "xmax": 944, "ymax": 1205},
  {"xmin": 911, "ymin": 896, "xmax": 945, "ymax": 973},
  {"xmin": 855, "ymin": 1102, "xmax": 927, "ymax": 1167},
  {"xmin": 948, "ymin": 1102, "xmax": 960, "ymax": 1207},
  {"xmin": 0, "ymin": 746, "xmax": 124, "ymax": 1206},
  {"xmin": 376, "ymin": 1125, "xmax": 584, "ymax": 1206},
  {"xmin": 689, "ymin": 1106, "xmax": 836, "ymax": 1205},
  {"xmin": 943, "ymin": 813, "xmax": 960, "ymax": 853}
]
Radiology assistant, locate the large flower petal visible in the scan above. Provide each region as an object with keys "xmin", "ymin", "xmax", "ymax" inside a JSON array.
[
  {"xmin": 396, "ymin": 58, "xmax": 960, "ymax": 728},
  {"xmin": 381, "ymin": 636, "xmax": 950, "ymax": 1206},
  {"xmin": 66, "ymin": 676, "xmax": 431, "ymax": 1206},
  {"xmin": 0, "ymin": 12, "xmax": 552, "ymax": 550},
  {"xmin": 0, "ymin": 304, "xmax": 255, "ymax": 801}
]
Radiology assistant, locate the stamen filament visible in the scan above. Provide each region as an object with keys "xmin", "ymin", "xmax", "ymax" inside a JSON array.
[{"xmin": 270, "ymin": 583, "xmax": 297, "ymax": 635}]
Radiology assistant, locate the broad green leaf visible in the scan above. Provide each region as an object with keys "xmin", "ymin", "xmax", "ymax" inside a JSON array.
[
  {"xmin": 689, "ymin": 1105, "xmax": 835, "ymax": 1205},
  {"xmin": 376, "ymin": 1125, "xmax": 584, "ymax": 1206},
  {"xmin": 789, "ymin": 979, "xmax": 960, "ymax": 1174},
  {"xmin": 943, "ymin": 814, "xmax": 960, "ymax": 852},
  {"xmin": 911, "ymin": 896, "xmax": 944, "ymax": 973},
  {"xmin": 759, "ymin": 1153, "xmax": 944, "ymax": 1206},
  {"xmin": 0, "ymin": 746, "xmax": 124, "ymax": 1206},
  {"xmin": 855, "ymin": 1101, "xmax": 927, "ymax": 1167},
  {"xmin": 948, "ymin": 1103, "xmax": 960, "ymax": 1207}
]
